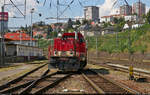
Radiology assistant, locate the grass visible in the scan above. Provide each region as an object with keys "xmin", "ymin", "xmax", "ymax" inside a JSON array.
[
  {"xmin": 0, "ymin": 65, "xmax": 21, "ymax": 72},
  {"xmin": 25, "ymin": 60, "xmax": 48, "ymax": 64},
  {"xmin": 0, "ymin": 60, "xmax": 47, "ymax": 72},
  {"xmin": 0, "ymin": 64, "xmax": 42, "ymax": 85}
]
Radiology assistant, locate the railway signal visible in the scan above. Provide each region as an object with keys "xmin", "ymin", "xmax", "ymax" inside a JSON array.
[{"xmin": 124, "ymin": 0, "xmax": 135, "ymax": 80}]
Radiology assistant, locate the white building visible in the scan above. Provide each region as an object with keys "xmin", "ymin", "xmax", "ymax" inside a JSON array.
[
  {"xmin": 100, "ymin": 14, "xmax": 125, "ymax": 23},
  {"xmin": 100, "ymin": 16, "xmax": 114, "ymax": 23},
  {"xmin": 124, "ymin": 15, "xmax": 138, "ymax": 22}
]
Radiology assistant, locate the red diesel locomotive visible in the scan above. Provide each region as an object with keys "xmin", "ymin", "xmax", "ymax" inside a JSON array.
[{"xmin": 48, "ymin": 32, "xmax": 87, "ymax": 71}]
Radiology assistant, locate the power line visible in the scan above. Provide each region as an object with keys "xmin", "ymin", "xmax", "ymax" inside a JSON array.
[
  {"xmin": 58, "ymin": 0, "xmax": 74, "ymax": 18},
  {"xmin": 78, "ymin": 0, "xmax": 84, "ymax": 7},
  {"xmin": 9, "ymin": 0, "xmax": 25, "ymax": 17},
  {"xmin": 43, "ymin": 0, "xmax": 47, "ymax": 6}
]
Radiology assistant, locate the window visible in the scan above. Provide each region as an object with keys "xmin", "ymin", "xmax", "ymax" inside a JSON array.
[{"xmin": 80, "ymin": 38, "xmax": 85, "ymax": 43}]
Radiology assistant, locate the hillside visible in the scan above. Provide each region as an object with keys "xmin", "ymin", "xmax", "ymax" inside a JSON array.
[{"xmin": 87, "ymin": 24, "xmax": 150, "ymax": 54}]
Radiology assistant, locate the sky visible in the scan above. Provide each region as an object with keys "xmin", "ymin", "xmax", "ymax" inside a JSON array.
[{"xmin": 0, "ymin": 0, "xmax": 150, "ymax": 29}]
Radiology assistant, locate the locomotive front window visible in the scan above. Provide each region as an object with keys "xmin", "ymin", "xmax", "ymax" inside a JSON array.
[
  {"xmin": 63, "ymin": 35, "xmax": 75, "ymax": 39},
  {"xmin": 80, "ymin": 38, "xmax": 85, "ymax": 43}
]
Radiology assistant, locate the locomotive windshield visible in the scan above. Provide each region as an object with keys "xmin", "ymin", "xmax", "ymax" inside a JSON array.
[{"xmin": 63, "ymin": 35, "xmax": 75, "ymax": 39}]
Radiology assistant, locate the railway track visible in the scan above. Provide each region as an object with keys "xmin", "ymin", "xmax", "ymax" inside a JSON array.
[
  {"xmin": 0, "ymin": 61, "xmax": 142, "ymax": 94},
  {"xmin": 0, "ymin": 63, "xmax": 49, "ymax": 94},
  {"xmin": 82, "ymin": 69, "xmax": 140, "ymax": 94},
  {"xmin": 19, "ymin": 71, "xmax": 72, "ymax": 94}
]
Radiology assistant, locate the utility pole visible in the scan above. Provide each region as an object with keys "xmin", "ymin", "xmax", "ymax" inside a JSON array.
[
  {"xmin": 30, "ymin": 8, "xmax": 34, "ymax": 46},
  {"xmin": 123, "ymin": 0, "xmax": 134, "ymax": 80},
  {"xmin": 96, "ymin": 34, "xmax": 98, "ymax": 58},
  {"xmin": 116, "ymin": 26, "xmax": 118, "ymax": 49},
  {"xmin": 20, "ymin": 31, "xmax": 22, "ymax": 44},
  {"xmin": 57, "ymin": 0, "xmax": 59, "ymax": 24},
  {"xmin": 128, "ymin": 21, "xmax": 134, "ymax": 80},
  {"xmin": 138, "ymin": 0, "xmax": 141, "ymax": 23},
  {"xmin": 0, "ymin": 5, "xmax": 5, "ymax": 65}
]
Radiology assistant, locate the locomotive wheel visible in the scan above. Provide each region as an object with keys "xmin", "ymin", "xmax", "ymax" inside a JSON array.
[
  {"xmin": 79, "ymin": 60, "xmax": 87, "ymax": 70},
  {"xmin": 83, "ymin": 60, "xmax": 87, "ymax": 67}
]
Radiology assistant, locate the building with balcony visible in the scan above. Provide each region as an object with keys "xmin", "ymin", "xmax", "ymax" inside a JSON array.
[
  {"xmin": 84, "ymin": 6, "xmax": 99, "ymax": 21},
  {"xmin": 132, "ymin": 1, "xmax": 146, "ymax": 17},
  {"xmin": 120, "ymin": 5, "xmax": 132, "ymax": 15}
]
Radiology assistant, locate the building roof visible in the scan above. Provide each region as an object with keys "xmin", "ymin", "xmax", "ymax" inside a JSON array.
[
  {"xmin": 101, "ymin": 14, "xmax": 126, "ymax": 18},
  {"xmin": 84, "ymin": 6, "xmax": 99, "ymax": 8},
  {"xmin": 4, "ymin": 33, "xmax": 36, "ymax": 41},
  {"xmin": 0, "ymin": 35, "xmax": 12, "ymax": 41}
]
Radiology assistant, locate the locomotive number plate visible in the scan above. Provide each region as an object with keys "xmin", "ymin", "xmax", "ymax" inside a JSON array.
[
  {"xmin": 60, "ymin": 58, "xmax": 67, "ymax": 60},
  {"xmin": 61, "ymin": 51, "xmax": 66, "ymax": 56}
]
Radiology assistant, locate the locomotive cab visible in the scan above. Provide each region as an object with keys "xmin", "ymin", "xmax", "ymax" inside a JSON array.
[{"xmin": 48, "ymin": 32, "xmax": 87, "ymax": 71}]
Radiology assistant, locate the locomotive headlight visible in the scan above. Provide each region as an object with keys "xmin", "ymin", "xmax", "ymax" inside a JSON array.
[{"xmin": 58, "ymin": 51, "xmax": 62, "ymax": 56}]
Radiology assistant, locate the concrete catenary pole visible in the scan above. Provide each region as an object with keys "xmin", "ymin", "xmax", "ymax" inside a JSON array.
[
  {"xmin": 0, "ymin": 5, "xmax": 5, "ymax": 65},
  {"xmin": 96, "ymin": 34, "xmax": 98, "ymax": 58},
  {"xmin": 30, "ymin": 9, "xmax": 34, "ymax": 46}
]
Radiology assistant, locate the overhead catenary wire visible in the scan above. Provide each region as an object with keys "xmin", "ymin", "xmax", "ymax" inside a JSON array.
[
  {"xmin": 58, "ymin": 0, "xmax": 74, "ymax": 18},
  {"xmin": 78, "ymin": 0, "xmax": 84, "ymax": 7},
  {"xmin": 49, "ymin": 0, "xmax": 52, "ymax": 8},
  {"xmin": 9, "ymin": 0, "xmax": 25, "ymax": 17},
  {"xmin": 43, "ymin": 0, "xmax": 47, "ymax": 6},
  {"xmin": 24, "ymin": 0, "xmax": 26, "ymax": 19}
]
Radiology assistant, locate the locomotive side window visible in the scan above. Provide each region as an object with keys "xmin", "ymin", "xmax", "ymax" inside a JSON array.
[
  {"xmin": 63, "ymin": 35, "xmax": 74, "ymax": 39},
  {"xmin": 80, "ymin": 38, "xmax": 85, "ymax": 43}
]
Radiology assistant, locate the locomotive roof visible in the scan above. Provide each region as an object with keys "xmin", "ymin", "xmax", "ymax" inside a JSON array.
[{"xmin": 62, "ymin": 32, "xmax": 83, "ymax": 38}]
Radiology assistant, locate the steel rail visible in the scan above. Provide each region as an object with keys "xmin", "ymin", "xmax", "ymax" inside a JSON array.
[
  {"xmin": 0, "ymin": 68, "xmax": 50, "ymax": 94},
  {"xmin": 89, "ymin": 69, "xmax": 140, "ymax": 94},
  {"xmin": 32, "ymin": 73, "xmax": 72, "ymax": 94},
  {"xmin": 82, "ymin": 73, "xmax": 105, "ymax": 94},
  {"xmin": 31, "ymin": 73, "xmax": 72, "ymax": 94},
  {"xmin": 0, "ymin": 63, "xmax": 47, "ymax": 91},
  {"xmin": 82, "ymin": 69, "xmax": 140, "ymax": 94},
  {"xmin": 19, "ymin": 71, "xmax": 58, "ymax": 94}
]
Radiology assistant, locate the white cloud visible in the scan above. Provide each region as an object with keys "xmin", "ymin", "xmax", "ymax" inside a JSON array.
[
  {"xmin": 98, "ymin": 0, "xmax": 118, "ymax": 17},
  {"xmin": 0, "ymin": 0, "xmax": 38, "ymax": 17}
]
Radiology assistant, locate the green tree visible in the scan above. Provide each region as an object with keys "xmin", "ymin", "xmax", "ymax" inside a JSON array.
[
  {"xmin": 20, "ymin": 26, "xmax": 26, "ymax": 31},
  {"xmin": 75, "ymin": 20, "xmax": 81, "ymax": 25},
  {"xmin": 114, "ymin": 17, "xmax": 119, "ymax": 24},
  {"xmin": 47, "ymin": 25, "xmax": 53, "ymax": 39},
  {"xmin": 67, "ymin": 18, "xmax": 73, "ymax": 29},
  {"xmin": 82, "ymin": 19, "xmax": 88, "ymax": 25},
  {"xmin": 103, "ymin": 22, "xmax": 111, "ymax": 28},
  {"xmin": 146, "ymin": 10, "xmax": 150, "ymax": 24}
]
